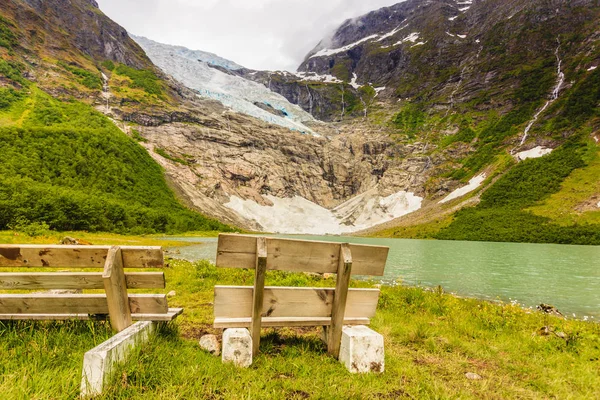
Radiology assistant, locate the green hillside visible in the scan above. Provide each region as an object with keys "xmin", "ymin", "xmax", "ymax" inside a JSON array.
[{"xmin": 0, "ymin": 85, "xmax": 232, "ymax": 234}]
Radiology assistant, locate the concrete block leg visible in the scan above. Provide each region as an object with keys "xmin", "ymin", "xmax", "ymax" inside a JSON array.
[
  {"xmin": 222, "ymin": 328, "xmax": 252, "ymax": 367},
  {"xmin": 81, "ymin": 321, "xmax": 156, "ymax": 397},
  {"xmin": 339, "ymin": 325, "xmax": 384, "ymax": 373}
]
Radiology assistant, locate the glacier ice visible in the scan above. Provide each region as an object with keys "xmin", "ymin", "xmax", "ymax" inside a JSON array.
[{"xmin": 133, "ymin": 35, "xmax": 318, "ymax": 135}]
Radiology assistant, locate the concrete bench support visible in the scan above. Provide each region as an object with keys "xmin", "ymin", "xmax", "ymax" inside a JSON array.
[
  {"xmin": 222, "ymin": 328, "xmax": 252, "ymax": 367},
  {"xmin": 338, "ymin": 325, "xmax": 384, "ymax": 373},
  {"xmin": 81, "ymin": 321, "xmax": 156, "ymax": 397}
]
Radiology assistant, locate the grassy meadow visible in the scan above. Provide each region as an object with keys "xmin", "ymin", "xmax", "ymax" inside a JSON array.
[{"xmin": 1, "ymin": 233, "xmax": 600, "ymax": 399}]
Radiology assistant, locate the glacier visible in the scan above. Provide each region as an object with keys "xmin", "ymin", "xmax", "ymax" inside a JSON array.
[
  {"xmin": 225, "ymin": 190, "xmax": 423, "ymax": 235},
  {"xmin": 133, "ymin": 35, "xmax": 318, "ymax": 135}
]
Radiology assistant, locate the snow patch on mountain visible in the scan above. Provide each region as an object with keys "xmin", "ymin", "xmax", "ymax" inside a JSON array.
[
  {"xmin": 133, "ymin": 36, "xmax": 318, "ymax": 135},
  {"xmin": 224, "ymin": 190, "xmax": 423, "ymax": 235},
  {"xmin": 374, "ymin": 87, "xmax": 386, "ymax": 97},
  {"xmin": 394, "ymin": 32, "xmax": 420, "ymax": 46},
  {"xmin": 516, "ymin": 146, "xmax": 553, "ymax": 161},
  {"xmin": 440, "ymin": 173, "xmax": 486, "ymax": 204},
  {"xmin": 310, "ymin": 35, "xmax": 379, "ymax": 58},
  {"xmin": 295, "ymin": 71, "xmax": 343, "ymax": 83},
  {"xmin": 350, "ymin": 73, "xmax": 361, "ymax": 89},
  {"xmin": 449, "ymin": 0, "xmax": 472, "ymax": 20},
  {"xmin": 377, "ymin": 23, "xmax": 407, "ymax": 42}
]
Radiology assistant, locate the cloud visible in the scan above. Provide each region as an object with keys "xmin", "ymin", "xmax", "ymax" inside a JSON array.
[{"xmin": 96, "ymin": 0, "xmax": 403, "ymax": 71}]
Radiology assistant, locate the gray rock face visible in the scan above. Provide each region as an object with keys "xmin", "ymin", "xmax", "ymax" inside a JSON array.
[
  {"xmin": 131, "ymin": 106, "xmax": 437, "ymax": 231},
  {"xmin": 15, "ymin": 0, "xmax": 153, "ymax": 70},
  {"xmin": 295, "ymin": 0, "xmax": 600, "ymax": 115},
  {"xmin": 239, "ymin": 69, "xmax": 360, "ymax": 122}
]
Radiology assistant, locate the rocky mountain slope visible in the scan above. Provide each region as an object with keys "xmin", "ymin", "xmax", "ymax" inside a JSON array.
[
  {"xmin": 0, "ymin": 0, "xmax": 233, "ymax": 234},
  {"xmin": 0, "ymin": 0, "xmax": 437, "ymax": 234},
  {"xmin": 287, "ymin": 0, "xmax": 599, "ymax": 242},
  {"xmin": 1, "ymin": 0, "xmax": 598, "ymax": 242}
]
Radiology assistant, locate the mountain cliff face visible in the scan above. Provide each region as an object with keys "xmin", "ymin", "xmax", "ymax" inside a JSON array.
[
  {"xmin": 298, "ymin": 0, "xmax": 599, "ymax": 115},
  {"xmin": 1, "ymin": 0, "xmax": 598, "ymax": 242},
  {"xmin": 0, "ymin": 0, "xmax": 438, "ymax": 234},
  {"xmin": 4, "ymin": 0, "xmax": 152, "ymax": 69},
  {"xmin": 289, "ymin": 0, "xmax": 599, "ymax": 242}
]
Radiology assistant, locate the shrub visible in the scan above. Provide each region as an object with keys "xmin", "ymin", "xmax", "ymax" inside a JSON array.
[
  {"xmin": 391, "ymin": 104, "xmax": 426, "ymax": 138},
  {"xmin": 114, "ymin": 64, "xmax": 162, "ymax": 96},
  {"xmin": 8, "ymin": 216, "xmax": 50, "ymax": 237},
  {"xmin": 57, "ymin": 61, "xmax": 103, "ymax": 90},
  {"xmin": 0, "ymin": 16, "xmax": 17, "ymax": 50},
  {"xmin": 101, "ymin": 60, "xmax": 115, "ymax": 71},
  {"xmin": 0, "ymin": 87, "xmax": 24, "ymax": 109}
]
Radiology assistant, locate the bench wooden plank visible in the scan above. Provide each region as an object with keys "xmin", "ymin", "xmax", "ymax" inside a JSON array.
[
  {"xmin": 103, "ymin": 247, "xmax": 132, "ymax": 332},
  {"xmin": 0, "ymin": 294, "xmax": 168, "ymax": 314},
  {"xmin": 0, "ymin": 272, "xmax": 165, "ymax": 290},
  {"xmin": 328, "ymin": 243, "xmax": 352, "ymax": 357},
  {"xmin": 214, "ymin": 286, "xmax": 379, "ymax": 319},
  {"xmin": 216, "ymin": 234, "xmax": 387, "ymax": 276},
  {"xmin": 214, "ymin": 316, "xmax": 371, "ymax": 328},
  {"xmin": 251, "ymin": 237, "xmax": 267, "ymax": 356},
  {"xmin": 0, "ymin": 245, "xmax": 163, "ymax": 268},
  {"xmin": 0, "ymin": 308, "xmax": 183, "ymax": 322}
]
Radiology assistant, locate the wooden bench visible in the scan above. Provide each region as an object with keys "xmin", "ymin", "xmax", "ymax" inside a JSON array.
[
  {"xmin": 213, "ymin": 234, "xmax": 388, "ymax": 359},
  {"xmin": 0, "ymin": 244, "xmax": 182, "ymax": 331}
]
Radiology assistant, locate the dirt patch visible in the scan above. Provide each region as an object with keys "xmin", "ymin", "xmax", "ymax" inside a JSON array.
[
  {"xmin": 575, "ymin": 195, "xmax": 600, "ymax": 213},
  {"xmin": 287, "ymin": 390, "xmax": 310, "ymax": 399},
  {"xmin": 180, "ymin": 323, "xmax": 219, "ymax": 340}
]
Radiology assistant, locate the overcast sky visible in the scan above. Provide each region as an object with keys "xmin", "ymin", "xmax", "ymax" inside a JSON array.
[{"xmin": 96, "ymin": 0, "xmax": 402, "ymax": 71}]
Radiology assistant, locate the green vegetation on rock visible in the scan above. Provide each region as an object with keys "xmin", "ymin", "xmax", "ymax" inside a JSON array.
[
  {"xmin": 0, "ymin": 86, "xmax": 232, "ymax": 234},
  {"xmin": 0, "ymin": 15, "xmax": 17, "ymax": 50},
  {"xmin": 57, "ymin": 61, "xmax": 103, "ymax": 90},
  {"xmin": 154, "ymin": 148, "xmax": 190, "ymax": 166},
  {"xmin": 0, "ymin": 59, "xmax": 27, "ymax": 86},
  {"xmin": 436, "ymin": 135, "xmax": 600, "ymax": 245},
  {"xmin": 114, "ymin": 64, "xmax": 163, "ymax": 96},
  {"xmin": 391, "ymin": 104, "xmax": 426, "ymax": 139},
  {"xmin": 0, "ymin": 87, "xmax": 24, "ymax": 109}
]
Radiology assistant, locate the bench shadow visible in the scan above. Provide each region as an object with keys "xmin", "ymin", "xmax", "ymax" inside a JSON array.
[{"xmin": 259, "ymin": 328, "xmax": 327, "ymax": 355}]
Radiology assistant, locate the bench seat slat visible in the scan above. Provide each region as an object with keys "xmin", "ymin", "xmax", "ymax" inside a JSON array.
[
  {"xmin": 0, "ymin": 245, "xmax": 163, "ymax": 268},
  {"xmin": 214, "ymin": 286, "xmax": 379, "ymax": 319},
  {"xmin": 216, "ymin": 234, "xmax": 387, "ymax": 276},
  {"xmin": 0, "ymin": 308, "xmax": 183, "ymax": 322},
  {"xmin": 0, "ymin": 294, "xmax": 168, "ymax": 314},
  {"xmin": 0, "ymin": 272, "xmax": 165, "ymax": 290},
  {"xmin": 214, "ymin": 316, "xmax": 371, "ymax": 328}
]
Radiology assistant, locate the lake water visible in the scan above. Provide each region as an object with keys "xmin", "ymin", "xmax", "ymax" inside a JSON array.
[{"xmin": 166, "ymin": 236, "xmax": 600, "ymax": 320}]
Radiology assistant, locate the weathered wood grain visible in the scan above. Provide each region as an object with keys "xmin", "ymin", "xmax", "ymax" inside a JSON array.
[
  {"xmin": 214, "ymin": 317, "xmax": 371, "ymax": 328},
  {"xmin": 0, "ymin": 308, "xmax": 183, "ymax": 322},
  {"xmin": 251, "ymin": 237, "xmax": 267, "ymax": 355},
  {"xmin": 0, "ymin": 294, "xmax": 168, "ymax": 314},
  {"xmin": 0, "ymin": 245, "xmax": 163, "ymax": 268},
  {"xmin": 103, "ymin": 247, "xmax": 132, "ymax": 332},
  {"xmin": 215, "ymin": 234, "xmax": 387, "ymax": 275},
  {"xmin": 328, "ymin": 243, "xmax": 352, "ymax": 357},
  {"xmin": 214, "ymin": 286, "xmax": 379, "ymax": 319},
  {"xmin": 0, "ymin": 272, "xmax": 165, "ymax": 290}
]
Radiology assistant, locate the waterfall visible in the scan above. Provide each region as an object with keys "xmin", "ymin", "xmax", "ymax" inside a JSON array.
[{"xmin": 518, "ymin": 38, "xmax": 565, "ymax": 147}]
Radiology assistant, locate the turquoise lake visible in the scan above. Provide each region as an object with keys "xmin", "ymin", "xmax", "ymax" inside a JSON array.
[{"xmin": 166, "ymin": 236, "xmax": 600, "ymax": 320}]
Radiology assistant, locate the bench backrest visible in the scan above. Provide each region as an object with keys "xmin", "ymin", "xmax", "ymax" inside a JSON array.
[
  {"xmin": 216, "ymin": 234, "xmax": 388, "ymax": 275},
  {"xmin": 0, "ymin": 245, "xmax": 175, "ymax": 331},
  {"xmin": 214, "ymin": 234, "xmax": 389, "ymax": 357}
]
